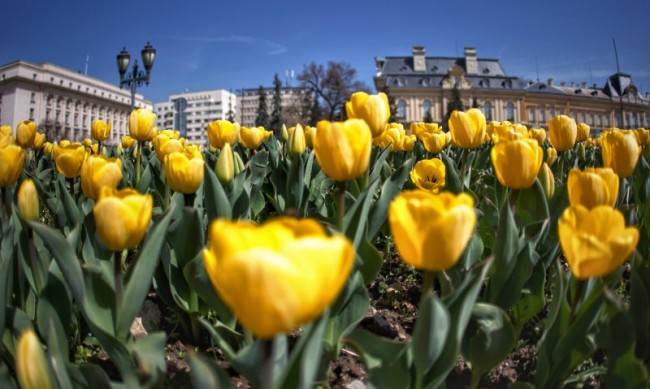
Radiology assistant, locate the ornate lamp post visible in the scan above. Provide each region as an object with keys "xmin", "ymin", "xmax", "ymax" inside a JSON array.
[{"xmin": 117, "ymin": 42, "xmax": 156, "ymax": 112}]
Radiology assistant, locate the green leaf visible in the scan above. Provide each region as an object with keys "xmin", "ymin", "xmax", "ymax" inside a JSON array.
[
  {"xmin": 57, "ymin": 177, "xmax": 81, "ymax": 226},
  {"xmin": 183, "ymin": 255, "xmax": 235, "ymax": 326},
  {"xmin": 440, "ymin": 152, "xmax": 462, "ymax": 194},
  {"xmin": 66, "ymin": 364, "xmax": 112, "ymax": 389},
  {"xmin": 287, "ymin": 154, "xmax": 306, "ymax": 213},
  {"xmin": 249, "ymin": 150, "xmax": 270, "ymax": 189},
  {"xmin": 203, "ymin": 165, "xmax": 232, "ymax": 221},
  {"xmin": 117, "ymin": 204, "xmax": 175, "ymax": 338},
  {"xmin": 357, "ymin": 239, "xmax": 382, "ymax": 285},
  {"xmin": 412, "ymin": 294, "xmax": 450, "ymax": 378},
  {"xmin": 188, "ymin": 351, "xmax": 233, "ymax": 389},
  {"xmin": 136, "ymin": 163, "xmax": 153, "ymax": 193},
  {"xmin": 344, "ymin": 180, "xmax": 380, "ymax": 249},
  {"xmin": 368, "ymin": 146, "xmax": 392, "ymax": 184},
  {"xmin": 45, "ymin": 319, "xmax": 74, "ymax": 389},
  {"xmin": 229, "ymin": 172, "xmax": 250, "ymax": 219},
  {"xmin": 131, "ymin": 332, "xmax": 167, "ymax": 385}
]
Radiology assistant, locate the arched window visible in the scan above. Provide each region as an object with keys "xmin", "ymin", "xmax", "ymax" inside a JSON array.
[
  {"xmin": 422, "ymin": 100, "xmax": 432, "ymax": 120},
  {"xmin": 506, "ymin": 102, "xmax": 515, "ymax": 121},
  {"xmin": 483, "ymin": 101, "xmax": 493, "ymax": 121},
  {"xmin": 397, "ymin": 100, "xmax": 407, "ymax": 119}
]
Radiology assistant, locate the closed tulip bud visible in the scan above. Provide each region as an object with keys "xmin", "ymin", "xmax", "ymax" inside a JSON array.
[
  {"xmin": 448, "ymin": 108, "xmax": 486, "ymax": 149},
  {"xmin": 16, "ymin": 329, "xmax": 54, "ymax": 389},
  {"xmin": 121, "ymin": 135, "xmax": 135, "ymax": 149},
  {"xmin": 203, "ymin": 217, "xmax": 354, "ymax": 338},
  {"xmin": 80, "ymin": 155, "xmax": 123, "ymax": 200},
  {"xmin": 567, "ymin": 168, "xmax": 618, "ymax": 209},
  {"xmin": 389, "ymin": 191, "xmax": 476, "ymax": 271},
  {"xmin": 280, "ymin": 124, "xmax": 289, "ymax": 142},
  {"xmin": 91, "ymin": 120, "xmax": 111, "ymax": 142},
  {"xmin": 420, "ymin": 131, "xmax": 447, "ymax": 154},
  {"xmin": 304, "ymin": 126, "xmax": 316, "ymax": 149},
  {"xmin": 491, "ymin": 139, "xmax": 544, "ymax": 189},
  {"xmin": 410, "ymin": 158, "xmax": 446, "ymax": 194},
  {"xmin": 32, "ymin": 133, "xmax": 46, "ymax": 150},
  {"xmin": 43, "ymin": 142, "xmax": 53, "ymax": 155},
  {"xmin": 314, "ymin": 119, "xmax": 372, "ymax": 182},
  {"xmin": 546, "ymin": 147, "xmax": 558, "ymax": 167},
  {"xmin": 601, "ymin": 129, "xmax": 640, "ymax": 178},
  {"xmin": 93, "ymin": 187, "xmax": 152, "ymax": 252},
  {"xmin": 538, "ymin": 162, "xmax": 555, "ymax": 199},
  {"xmin": 164, "ymin": 150, "xmax": 205, "ymax": 194},
  {"xmin": 559, "ymin": 205, "xmax": 638, "ymax": 279},
  {"xmin": 345, "ymin": 92, "xmax": 391, "ymax": 138},
  {"xmin": 241, "ymin": 126, "xmax": 273, "ymax": 149},
  {"xmin": 634, "ymin": 128, "xmax": 649, "ymax": 146},
  {"xmin": 576, "ymin": 122, "xmax": 590, "ymax": 142},
  {"xmin": 548, "ymin": 115, "xmax": 577, "ymax": 151},
  {"xmin": 116, "ymin": 142, "xmax": 123, "ymax": 156},
  {"xmin": 0, "ymin": 145, "xmax": 26, "ymax": 187},
  {"xmin": 289, "ymin": 123, "xmax": 306, "ymax": 156},
  {"xmin": 233, "ymin": 150, "xmax": 245, "ymax": 175},
  {"xmin": 53, "ymin": 142, "xmax": 86, "ymax": 177},
  {"xmin": 0, "ymin": 125, "xmax": 14, "ymax": 147},
  {"xmin": 578, "ymin": 141, "xmax": 586, "ymax": 160},
  {"xmin": 216, "ymin": 142, "xmax": 234, "ymax": 185},
  {"xmin": 18, "ymin": 179, "xmax": 39, "ymax": 221},
  {"xmin": 83, "ymin": 138, "xmax": 93, "ymax": 148},
  {"xmin": 207, "ymin": 120, "xmax": 240, "ymax": 150},
  {"xmin": 16, "ymin": 120, "xmax": 37, "ymax": 149},
  {"xmin": 528, "ymin": 127, "xmax": 547, "ymax": 147},
  {"xmin": 129, "ymin": 108, "xmax": 156, "ymax": 141}
]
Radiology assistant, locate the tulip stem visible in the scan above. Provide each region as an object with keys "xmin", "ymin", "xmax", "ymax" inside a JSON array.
[
  {"xmin": 558, "ymin": 151, "xmax": 565, "ymax": 183},
  {"xmin": 568, "ymin": 279, "xmax": 586, "ymax": 324},
  {"xmin": 28, "ymin": 229, "xmax": 44, "ymax": 293},
  {"xmin": 1, "ymin": 187, "xmax": 9, "ymax": 227},
  {"xmin": 460, "ymin": 149, "xmax": 470, "ymax": 190},
  {"xmin": 114, "ymin": 251, "xmax": 123, "ymax": 311},
  {"xmin": 262, "ymin": 339, "xmax": 274, "ymax": 389},
  {"xmin": 509, "ymin": 189, "xmax": 520, "ymax": 212},
  {"xmin": 98, "ymin": 141, "xmax": 102, "ymax": 154},
  {"xmin": 337, "ymin": 181, "xmax": 346, "ymax": 232},
  {"xmin": 184, "ymin": 193, "xmax": 195, "ymax": 208},
  {"xmin": 136, "ymin": 141, "xmax": 141, "ymax": 186},
  {"xmin": 421, "ymin": 271, "xmax": 436, "ymax": 301},
  {"xmin": 68, "ymin": 177, "xmax": 76, "ymax": 201}
]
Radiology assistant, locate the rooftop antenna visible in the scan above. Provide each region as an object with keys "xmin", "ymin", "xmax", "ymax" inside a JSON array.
[
  {"xmin": 84, "ymin": 55, "xmax": 89, "ymax": 75},
  {"xmin": 285, "ymin": 69, "xmax": 294, "ymax": 87}
]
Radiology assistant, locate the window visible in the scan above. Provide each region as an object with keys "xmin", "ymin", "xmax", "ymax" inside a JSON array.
[
  {"xmin": 549, "ymin": 108, "xmax": 555, "ymax": 120},
  {"xmin": 528, "ymin": 107, "xmax": 535, "ymax": 123},
  {"xmin": 422, "ymin": 100, "xmax": 432, "ymax": 120},
  {"xmin": 505, "ymin": 102, "xmax": 515, "ymax": 121},
  {"xmin": 539, "ymin": 106, "xmax": 546, "ymax": 123},
  {"xmin": 33, "ymin": 73, "xmax": 37, "ymax": 80},
  {"xmin": 483, "ymin": 101, "xmax": 493, "ymax": 121},
  {"xmin": 29, "ymin": 108, "xmax": 34, "ymax": 120},
  {"xmin": 590, "ymin": 113, "xmax": 595, "ymax": 125},
  {"xmin": 581, "ymin": 112, "xmax": 586, "ymax": 123},
  {"xmin": 30, "ymin": 92, "xmax": 36, "ymax": 103},
  {"xmin": 397, "ymin": 100, "xmax": 407, "ymax": 119}
]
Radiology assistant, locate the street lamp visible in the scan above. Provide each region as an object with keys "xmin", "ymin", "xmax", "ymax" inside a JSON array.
[{"xmin": 117, "ymin": 42, "xmax": 156, "ymax": 112}]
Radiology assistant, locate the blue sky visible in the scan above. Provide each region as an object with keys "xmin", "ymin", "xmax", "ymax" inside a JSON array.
[{"xmin": 2, "ymin": 0, "xmax": 649, "ymax": 104}]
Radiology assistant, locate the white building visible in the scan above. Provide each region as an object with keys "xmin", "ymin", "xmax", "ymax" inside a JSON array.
[
  {"xmin": 237, "ymin": 86, "xmax": 310, "ymax": 128},
  {"xmin": 154, "ymin": 89, "xmax": 236, "ymax": 144},
  {"xmin": 0, "ymin": 60, "xmax": 151, "ymax": 144}
]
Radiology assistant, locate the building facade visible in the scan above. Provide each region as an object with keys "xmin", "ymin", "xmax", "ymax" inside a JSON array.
[
  {"xmin": 0, "ymin": 60, "xmax": 151, "ymax": 144},
  {"xmin": 374, "ymin": 46, "xmax": 650, "ymax": 131},
  {"xmin": 237, "ymin": 86, "xmax": 310, "ymax": 128},
  {"xmin": 154, "ymin": 89, "xmax": 236, "ymax": 144}
]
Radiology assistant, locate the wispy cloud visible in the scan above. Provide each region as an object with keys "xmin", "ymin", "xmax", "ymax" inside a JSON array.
[{"xmin": 174, "ymin": 34, "xmax": 287, "ymax": 56}]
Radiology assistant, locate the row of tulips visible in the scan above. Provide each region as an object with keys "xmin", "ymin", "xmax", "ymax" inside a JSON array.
[{"xmin": 1, "ymin": 90, "xmax": 650, "ymax": 388}]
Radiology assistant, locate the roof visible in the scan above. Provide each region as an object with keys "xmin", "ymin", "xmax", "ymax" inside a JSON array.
[{"xmin": 379, "ymin": 56, "xmax": 507, "ymax": 77}]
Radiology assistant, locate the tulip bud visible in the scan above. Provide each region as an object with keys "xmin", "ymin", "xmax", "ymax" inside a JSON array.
[
  {"xmin": 233, "ymin": 150, "xmax": 245, "ymax": 176},
  {"xmin": 546, "ymin": 147, "xmax": 558, "ymax": 167},
  {"xmin": 129, "ymin": 109, "xmax": 156, "ymax": 142},
  {"xmin": 289, "ymin": 123, "xmax": 306, "ymax": 156},
  {"xmin": 578, "ymin": 141, "xmax": 586, "ymax": 160},
  {"xmin": 538, "ymin": 162, "xmax": 555, "ymax": 200},
  {"xmin": 281, "ymin": 124, "xmax": 289, "ymax": 142},
  {"xmin": 116, "ymin": 142, "xmax": 123, "ymax": 156},
  {"xmin": 216, "ymin": 142, "xmax": 234, "ymax": 185},
  {"xmin": 16, "ymin": 120, "xmax": 37, "ymax": 149},
  {"xmin": 43, "ymin": 142, "xmax": 53, "ymax": 155},
  {"xmin": 0, "ymin": 145, "xmax": 26, "ymax": 187},
  {"xmin": 16, "ymin": 329, "xmax": 54, "ymax": 389},
  {"xmin": 32, "ymin": 133, "xmax": 46, "ymax": 150},
  {"xmin": 18, "ymin": 179, "xmax": 39, "ymax": 221},
  {"xmin": 91, "ymin": 120, "xmax": 111, "ymax": 142}
]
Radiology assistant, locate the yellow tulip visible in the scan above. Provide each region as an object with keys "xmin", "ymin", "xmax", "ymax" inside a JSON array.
[
  {"xmin": 304, "ymin": 126, "xmax": 316, "ymax": 149},
  {"xmin": 80, "ymin": 155, "xmax": 123, "ymax": 200},
  {"xmin": 93, "ymin": 187, "xmax": 152, "ymax": 252},
  {"xmin": 576, "ymin": 122, "xmax": 590, "ymax": 142},
  {"xmin": 314, "ymin": 119, "xmax": 372, "ymax": 182},
  {"xmin": 0, "ymin": 145, "xmax": 26, "ymax": 187},
  {"xmin": 91, "ymin": 120, "xmax": 111, "ymax": 142},
  {"xmin": 538, "ymin": 162, "xmax": 555, "ymax": 199},
  {"xmin": 559, "ymin": 205, "xmax": 638, "ymax": 279},
  {"xmin": 207, "ymin": 120, "xmax": 240, "ymax": 150},
  {"xmin": 528, "ymin": 127, "xmax": 547, "ymax": 147},
  {"xmin": 53, "ymin": 142, "xmax": 86, "ymax": 177},
  {"xmin": 420, "ymin": 131, "xmax": 447, "ymax": 154},
  {"xmin": 280, "ymin": 124, "xmax": 289, "ymax": 142},
  {"xmin": 345, "ymin": 92, "xmax": 391, "ymax": 138},
  {"xmin": 567, "ymin": 168, "xmax": 618, "ymax": 209},
  {"xmin": 16, "ymin": 329, "xmax": 54, "ymax": 389},
  {"xmin": 16, "ymin": 120, "xmax": 37, "ymax": 149},
  {"xmin": 633, "ymin": 128, "xmax": 649, "ymax": 146},
  {"xmin": 448, "ymin": 108, "xmax": 486, "ymax": 149},
  {"xmin": 410, "ymin": 122, "xmax": 442, "ymax": 139},
  {"xmin": 43, "ymin": 142, "xmax": 53, "ymax": 155},
  {"xmin": 121, "ymin": 135, "xmax": 135, "ymax": 149},
  {"xmin": 31, "ymin": 132, "xmax": 45, "ymax": 150},
  {"xmin": 0, "ymin": 126, "xmax": 14, "ymax": 147},
  {"xmin": 164, "ymin": 150, "xmax": 205, "ymax": 194},
  {"xmin": 240, "ymin": 126, "xmax": 273, "ymax": 149},
  {"xmin": 600, "ymin": 129, "xmax": 640, "ymax": 178},
  {"xmin": 216, "ymin": 142, "xmax": 234, "ymax": 185},
  {"xmin": 548, "ymin": 115, "xmax": 577, "ymax": 151},
  {"xmin": 18, "ymin": 179, "xmax": 39, "ymax": 221},
  {"xmin": 289, "ymin": 123, "xmax": 306, "ymax": 156},
  {"xmin": 389, "ymin": 191, "xmax": 476, "ymax": 271},
  {"xmin": 410, "ymin": 159, "xmax": 446, "ymax": 194},
  {"xmin": 129, "ymin": 108, "xmax": 156, "ymax": 141},
  {"xmin": 491, "ymin": 122, "xmax": 528, "ymax": 144},
  {"xmin": 202, "ymin": 217, "xmax": 354, "ymax": 339},
  {"xmin": 374, "ymin": 123, "xmax": 415, "ymax": 152},
  {"xmin": 153, "ymin": 133, "xmax": 184, "ymax": 160},
  {"xmin": 491, "ymin": 139, "xmax": 544, "ymax": 189},
  {"xmin": 546, "ymin": 147, "xmax": 558, "ymax": 167}
]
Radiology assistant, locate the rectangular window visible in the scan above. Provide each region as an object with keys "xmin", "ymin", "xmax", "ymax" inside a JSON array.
[
  {"xmin": 539, "ymin": 106, "xmax": 546, "ymax": 123},
  {"xmin": 528, "ymin": 107, "xmax": 535, "ymax": 123},
  {"xmin": 30, "ymin": 92, "xmax": 36, "ymax": 103},
  {"xmin": 29, "ymin": 108, "xmax": 34, "ymax": 120}
]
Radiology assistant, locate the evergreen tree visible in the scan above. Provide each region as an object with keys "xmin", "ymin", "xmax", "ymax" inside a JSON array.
[
  {"xmin": 444, "ymin": 86, "xmax": 464, "ymax": 129},
  {"xmin": 423, "ymin": 110, "xmax": 433, "ymax": 123},
  {"xmin": 269, "ymin": 74, "xmax": 283, "ymax": 133},
  {"xmin": 255, "ymin": 86, "xmax": 269, "ymax": 128}
]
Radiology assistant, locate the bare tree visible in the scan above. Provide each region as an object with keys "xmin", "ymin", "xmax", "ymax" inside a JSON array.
[{"xmin": 298, "ymin": 61, "xmax": 369, "ymax": 121}]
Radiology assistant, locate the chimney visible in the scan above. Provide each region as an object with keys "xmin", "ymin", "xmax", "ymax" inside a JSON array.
[
  {"xmin": 464, "ymin": 47, "xmax": 478, "ymax": 75},
  {"xmin": 412, "ymin": 46, "xmax": 426, "ymax": 72},
  {"xmin": 375, "ymin": 57, "xmax": 385, "ymax": 74},
  {"xmin": 581, "ymin": 82, "xmax": 587, "ymax": 88},
  {"xmin": 547, "ymin": 78, "xmax": 554, "ymax": 86}
]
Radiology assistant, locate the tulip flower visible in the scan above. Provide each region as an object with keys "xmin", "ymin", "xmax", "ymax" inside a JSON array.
[
  {"xmin": 164, "ymin": 150, "xmax": 205, "ymax": 194},
  {"xmin": 52, "ymin": 142, "xmax": 86, "ymax": 177},
  {"xmin": 548, "ymin": 115, "xmax": 577, "ymax": 151},
  {"xmin": 18, "ymin": 179, "xmax": 39, "ymax": 221},
  {"xmin": 538, "ymin": 162, "xmax": 555, "ymax": 199},
  {"xmin": 240, "ymin": 126, "xmax": 273, "ymax": 149},
  {"xmin": 448, "ymin": 108, "xmax": 486, "ymax": 149},
  {"xmin": 345, "ymin": 92, "xmax": 391, "ymax": 138},
  {"xmin": 491, "ymin": 138, "xmax": 543, "ymax": 189},
  {"xmin": 16, "ymin": 120, "xmax": 37, "ymax": 149},
  {"xmin": 93, "ymin": 187, "xmax": 153, "ymax": 252},
  {"xmin": 16, "ymin": 329, "xmax": 54, "ymax": 389},
  {"xmin": 567, "ymin": 168, "xmax": 618, "ymax": 209},
  {"xmin": 129, "ymin": 108, "xmax": 156, "ymax": 141},
  {"xmin": 153, "ymin": 133, "xmax": 184, "ymax": 160},
  {"xmin": 207, "ymin": 120, "xmax": 240, "ymax": 150},
  {"xmin": 91, "ymin": 120, "xmax": 112, "ymax": 142},
  {"xmin": 600, "ymin": 129, "xmax": 640, "ymax": 178},
  {"xmin": 374, "ymin": 123, "xmax": 415, "ymax": 152},
  {"xmin": 410, "ymin": 122, "xmax": 442, "ymax": 139},
  {"xmin": 559, "ymin": 205, "xmax": 638, "ymax": 279},
  {"xmin": 420, "ymin": 131, "xmax": 448, "ymax": 154},
  {"xmin": 203, "ymin": 217, "xmax": 354, "ymax": 338},
  {"xmin": 490, "ymin": 122, "xmax": 528, "ymax": 144},
  {"xmin": 288, "ymin": 123, "xmax": 306, "ymax": 156},
  {"xmin": 280, "ymin": 124, "xmax": 289, "ymax": 142},
  {"xmin": 634, "ymin": 128, "xmax": 649, "ymax": 146},
  {"xmin": 389, "ymin": 191, "xmax": 476, "ymax": 271},
  {"xmin": 216, "ymin": 142, "xmax": 234, "ymax": 185},
  {"xmin": 314, "ymin": 119, "xmax": 372, "ymax": 182},
  {"xmin": 528, "ymin": 127, "xmax": 547, "ymax": 147},
  {"xmin": 43, "ymin": 142, "xmax": 53, "ymax": 155},
  {"xmin": 31, "ymin": 133, "xmax": 45, "ymax": 150},
  {"xmin": 0, "ymin": 145, "xmax": 25, "ymax": 187},
  {"xmin": 121, "ymin": 135, "xmax": 135, "ymax": 149},
  {"xmin": 304, "ymin": 126, "xmax": 316, "ymax": 149},
  {"xmin": 576, "ymin": 122, "xmax": 590, "ymax": 142},
  {"xmin": 410, "ymin": 159, "xmax": 446, "ymax": 194},
  {"xmin": 546, "ymin": 147, "xmax": 558, "ymax": 167},
  {"xmin": 80, "ymin": 155, "xmax": 123, "ymax": 200}
]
